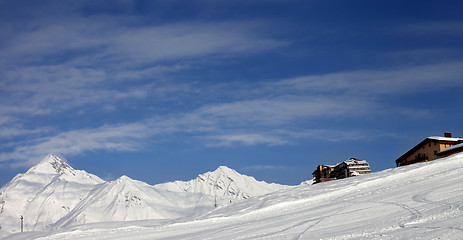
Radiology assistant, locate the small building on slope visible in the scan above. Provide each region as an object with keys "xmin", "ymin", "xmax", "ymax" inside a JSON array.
[
  {"xmin": 312, "ymin": 158, "xmax": 371, "ymax": 183},
  {"xmin": 332, "ymin": 158, "xmax": 371, "ymax": 179},
  {"xmin": 395, "ymin": 132, "xmax": 463, "ymax": 167}
]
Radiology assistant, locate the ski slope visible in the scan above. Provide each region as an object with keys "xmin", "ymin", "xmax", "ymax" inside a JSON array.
[{"xmin": 5, "ymin": 152, "xmax": 463, "ymax": 239}]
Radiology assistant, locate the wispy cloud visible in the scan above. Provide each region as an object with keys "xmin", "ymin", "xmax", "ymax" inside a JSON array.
[
  {"xmin": 106, "ymin": 21, "xmax": 286, "ymax": 64},
  {"xmin": 2, "ymin": 17, "xmax": 286, "ymax": 67},
  {"xmin": 0, "ymin": 13, "xmax": 287, "ymax": 127},
  {"xmin": 0, "ymin": 126, "xmax": 51, "ymax": 139},
  {"xmin": 205, "ymin": 133, "xmax": 288, "ymax": 147},
  {"xmin": 193, "ymin": 96, "xmax": 372, "ymax": 126},
  {"xmin": 274, "ymin": 61, "xmax": 463, "ymax": 95},
  {"xmin": 0, "ymin": 123, "xmax": 150, "ymax": 167},
  {"xmin": 2, "ymin": 59, "xmax": 462, "ymax": 168}
]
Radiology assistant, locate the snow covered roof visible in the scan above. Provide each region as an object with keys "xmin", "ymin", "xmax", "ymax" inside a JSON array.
[
  {"xmin": 427, "ymin": 136, "xmax": 463, "ymax": 142},
  {"xmin": 343, "ymin": 158, "xmax": 368, "ymax": 165}
]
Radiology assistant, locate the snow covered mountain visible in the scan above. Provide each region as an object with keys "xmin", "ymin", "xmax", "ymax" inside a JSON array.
[
  {"xmin": 155, "ymin": 166, "xmax": 290, "ymax": 200},
  {"xmin": 7, "ymin": 152, "xmax": 463, "ymax": 240},
  {"xmin": 0, "ymin": 154, "xmax": 104, "ymax": 238},
  {"xmin": 0, "ymin": 155, "xmax": 289, "ymax": 238},
  {"xmin": 53, "ymin": 175, "xmax": 215, "ymax": 229}
]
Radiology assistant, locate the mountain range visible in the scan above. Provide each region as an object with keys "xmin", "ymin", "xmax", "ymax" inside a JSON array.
[{"xmin": 0, "ymin": 154, "xmax": 289, "ymax": 238}]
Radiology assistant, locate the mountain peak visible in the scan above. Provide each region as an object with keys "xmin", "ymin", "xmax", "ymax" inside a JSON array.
[
  {"xmin": 27, "ymin": 153, "xmax": 74, "ymax": 175},
  {"xmin": 215, "ymin": 166, "xmax": 238, "ymax": 174},
  {"xmin": 155, "ymin": 166, "xmax": 290, "ymax": 200},
  {"xmin": 115, "ymin": 175, "xmax": 134, "ymax": 183}
]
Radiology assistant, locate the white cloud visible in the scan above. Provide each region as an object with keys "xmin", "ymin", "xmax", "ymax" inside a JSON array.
[
  {"xmin": 0, "ymin": 123, "xmax": 151, "ymax": 167},
  {"xmin": 0, "ymin": 64, "xmax": 189, "ymax": 124},
  {"xmin": 108, "ymin": 22, "xmax": 286, "ymax": 64},
  {"xmin": 0, "ymin": 126, "xmax": 51, "ymax": 139},
  {"xmin": 205, "ymin": 133, "xmax": 288, "ymax": 147},
  {"xmin": 275, "ymin": 61, "xmax": 463, "ymax": 95},
  {"xmin": 279, "ymin": 129, "xmax": 392, "ymax": 142},
  {"xmin": 194, "ymin": 96, "xmax": 372, "ymax": 126},
  {"xmin": 1, "ymin": 17, "xmax": 286, "ymax": 67}
]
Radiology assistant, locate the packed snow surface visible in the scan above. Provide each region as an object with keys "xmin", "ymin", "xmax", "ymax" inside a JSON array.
[{"xmin": 4, "ymin": 152, "xmax": 463, "ymax": 239}]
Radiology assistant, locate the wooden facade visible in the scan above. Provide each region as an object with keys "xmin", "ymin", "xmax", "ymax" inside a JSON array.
[
  {"xmin": 312, "ymin": 165, "xmax": 336, "ymax": 183},
  {"xmin": 396, "ymin": 132, "xmax": 463, "ymax": 167},
  {"xmin": 436, "ymin": 142, "xmax": 463, "ymax": 158}
]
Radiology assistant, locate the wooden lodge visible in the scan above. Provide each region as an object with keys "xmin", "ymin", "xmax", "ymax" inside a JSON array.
[
  {"xmin": 395, "ymin": 132, "xmax": 463, "ymax": 167},
  {"xmin": 312, "ymin": 158, "xmax": 371, "ymax": 184}
]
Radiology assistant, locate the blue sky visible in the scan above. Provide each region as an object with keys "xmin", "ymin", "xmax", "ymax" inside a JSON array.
[{"xmin": 1, "ymin": 0, "xmax": 463, "ymax": 186}]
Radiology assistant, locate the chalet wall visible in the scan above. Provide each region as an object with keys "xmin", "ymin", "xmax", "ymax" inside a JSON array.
[{"xmin": 402, "ymin": 141, "xmax": 442, "ymax": 165}]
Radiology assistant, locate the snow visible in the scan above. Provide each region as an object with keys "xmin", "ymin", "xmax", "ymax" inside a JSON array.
[
  {"xmin": 51, "ymin": 175, "xmax": 216, "ymax": 229},
  {"xmin": 0, "ymin": 154, "xmax": 104, "ymax": 237},
  {"xmin": 427, "ymin": 136, "xmax": 463, "ymax": 142},
  {"xmin": 339, "ymin": 158, "xmax": 369, "ymax": 166},
  {"xmin": 155, "ymin": 166, "xmax": 289, "ymax": 200},
  {"xmin": 0, "ymin": 156, "xmax": 289, "ymax": 239},
  {"xmin": 4, "ymin": 152, "xmax": 463, "ymax": 239}
]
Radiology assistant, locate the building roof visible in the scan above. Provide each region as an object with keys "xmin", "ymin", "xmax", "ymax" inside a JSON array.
[
  {"xmin": 396, "ymin": 136, "xmax": 463, "ymax": 164},
  {"xmin": 428, "ymin": 136, "xmax": 463, "ymax": 142},
  {"xmin": 343, "ymin": 158, "xmax": 368, "ymax": 165}
]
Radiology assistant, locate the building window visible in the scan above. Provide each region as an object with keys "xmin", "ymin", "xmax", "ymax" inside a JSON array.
[{"xmin": 434, "ymin": 151, "xmax": 438, "ymax": 155}]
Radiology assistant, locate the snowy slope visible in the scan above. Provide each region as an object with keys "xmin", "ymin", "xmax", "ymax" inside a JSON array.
[
  {"xmin": 155, "ymin": 166, "xmax": 290, "ymax": 200},
  {"xmin": 10, "ymin": 152, "xmax": 463, "ymax": 240},
  {"xmin": 52, "ymin": 175, "xmax": 216, "ymax": 229},
  {"xmin": 0, "ymin": 154, "xmax": 104, "ymax": 238}
]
